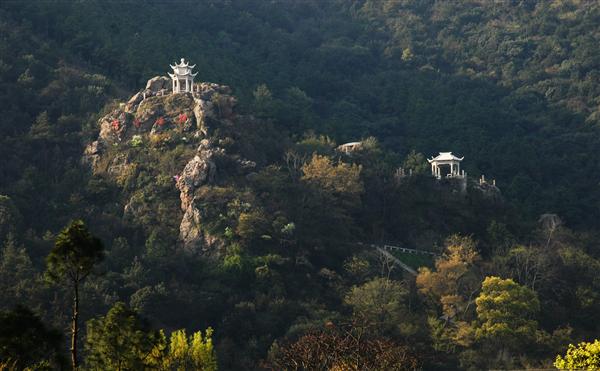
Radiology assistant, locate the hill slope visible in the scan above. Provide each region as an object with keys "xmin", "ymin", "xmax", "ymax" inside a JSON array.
[{"xmin": 0, "ymin": 1, "xmax": 599, "ymax": 370}]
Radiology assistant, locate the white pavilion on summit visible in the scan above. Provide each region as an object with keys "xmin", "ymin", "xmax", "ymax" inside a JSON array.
[
  {"xmin": 428, "ymin": 152, "xmax": 465, "ymax": 179},
  {"xmin": 168, "ymin": 58, "xmax": 197, "ymax": 94}
]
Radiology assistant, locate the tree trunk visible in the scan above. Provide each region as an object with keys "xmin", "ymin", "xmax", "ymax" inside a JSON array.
[{"xmin": 71, "ymin": 281, "xmax": 79, "ymax": 370}]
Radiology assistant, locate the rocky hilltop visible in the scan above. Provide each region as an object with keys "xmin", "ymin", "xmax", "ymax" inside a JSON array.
[{"xmin": 84, "ymin": 77, "xmax": 257, "ymax": 256}]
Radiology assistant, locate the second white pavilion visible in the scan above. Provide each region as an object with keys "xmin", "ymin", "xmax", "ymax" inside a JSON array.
[{"xmin": 428, "ymin": 152, "xmax": 466, "ymax": 179}]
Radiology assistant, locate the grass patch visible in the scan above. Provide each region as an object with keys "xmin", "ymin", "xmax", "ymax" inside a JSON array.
[{"xmin": 391, "ymin": 251, "xmax": 435, "ymax": 270}]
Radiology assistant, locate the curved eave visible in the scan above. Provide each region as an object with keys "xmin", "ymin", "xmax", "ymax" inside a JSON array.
[
  {"xmin": 429, "ymin": 157, "xmax": 464, "ymax": 162},
  {"xmin": 171, "ymin": 62, "xmax": 194, "ymax": 68},
  {"xmin": 169, "ymin": 72, "xmax": 197, "ymax": 77}
]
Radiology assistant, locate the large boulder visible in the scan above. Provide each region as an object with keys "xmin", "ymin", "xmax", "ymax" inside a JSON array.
[
  {"xmin": 193, "ymin": 98, "xmax": 212, "ymax": 136},
  {"xmin": 136, "ymin": 93, "xmax": 197, "ymax": 134},
  {"xmin": 125, "ymin": 92, "xmax": 144, "ymax": 112},
  {"xmin": 176, "ymin": 139, "xmax": 218, "ymax": 211},
  {"xmin": 135, "ymin": 96, "xmax": 165, "ymax": 130},
  {"xmin": 179, "ymin": 202, "xmax": 203, "ymax": 252},
  {"xmin": 98, "ymin": 109, "xmax": 129, "ymax": 143},
  {"xmin": 179, "ymin": 201, "xmax": 224, "ymax": 256},
  {"xmin": 195, "ymin": 82, "xmax": 237, "ymax": 120},
  {"xmin": 107, "ymin": 153, "xmax": 132, "ymax": 179},
  {"xmin": 145, "ymin": 76, "xmax": 171, "ymax": 92},
  {"xmin": 82, "ymin": 140, "xmax": 104, "ymax": 170}
]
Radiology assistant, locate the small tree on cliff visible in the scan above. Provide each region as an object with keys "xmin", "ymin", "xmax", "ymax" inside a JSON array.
[{"xmin": 45, "ymin": 220, "xmax": 103, "ymax": 370}]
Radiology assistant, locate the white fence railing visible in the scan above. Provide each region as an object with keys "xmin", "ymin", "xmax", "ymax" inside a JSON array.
[{"xmin": 363, "ymin": 243, "xmax": 438, "ymax": 256}]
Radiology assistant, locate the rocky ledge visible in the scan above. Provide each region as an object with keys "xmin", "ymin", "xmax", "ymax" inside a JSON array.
[{"xmin": 84, "ymin": 76, "xmax": 254, "ymax": 257}]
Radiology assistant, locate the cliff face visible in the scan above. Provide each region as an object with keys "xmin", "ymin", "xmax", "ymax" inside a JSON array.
[{"xmin": 84, "ymin": 77, "xmax": 254, "ymax": 256}]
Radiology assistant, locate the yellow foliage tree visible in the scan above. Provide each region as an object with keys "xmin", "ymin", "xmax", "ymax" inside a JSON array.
[
  {"xmin": 554, "ymin": 339, "xmax": 600, "ymax": 370},
  {"xmin": 416, "ymin": 235, "xmax": 481, "ymax": 320},
  {"xmin": 301, "ymin": 154, "xmax": 363, "ymax": 197},
  {"xmin": 474, "ymin": 276, "xmax": 540, "ymax": 353},
  {"xmin": 154, "ymin": 328, "xmax": 217, "ymax": 371},
  {"xmin": 416, "ymin": 235, "xmax": 481, "ymax": 352}
]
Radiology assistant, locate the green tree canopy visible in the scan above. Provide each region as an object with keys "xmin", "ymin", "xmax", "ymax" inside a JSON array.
[
  {"xmin": 0, "ymin": 234, "xmax": 40, "ymax": 311},
  {"xmin": 344, "ymin": 277, "xmax": 409, "ymax": 336},
  {"xmin": 475, "ymin": 276, "xmax": 540, "ymax": 350},
  {"xmin": 85, "ymin": 302, "xmax": 217, "ymax": 371},
  {"xmin": 84, "ymin": 302, "xmax": 161, "ymax": 370},
  {"xmin": 0, "ymin": 305, "xmax": 65, "ymax": 370},
  {"xmin": 402, "ymin": 150, "xmax": 428, "ymax": 175},
  {"xmin": 46, "ymin": 219, "xmax": 104, "ymax": 284}
]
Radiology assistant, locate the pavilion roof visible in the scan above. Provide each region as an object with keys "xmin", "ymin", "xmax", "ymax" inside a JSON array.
[
  {"xmin": 428, "ymin": 152, "xmax": 464, "ymax": 162},
  {"xmin": 170, "ymin": 58, "xmax": 195, "ymax": 69},
  {"xmin": 168, "ymin": 71, "xmax": 198, "ymax": 78}
]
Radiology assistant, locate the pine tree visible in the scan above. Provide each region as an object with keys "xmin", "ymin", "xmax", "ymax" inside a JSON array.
[{"xmin": 45, "ymin": 220, "xmax": 103, "ymax": 369}]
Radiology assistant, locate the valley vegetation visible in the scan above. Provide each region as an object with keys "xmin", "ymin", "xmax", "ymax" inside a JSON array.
[{"xmin": 0, "ymin": 1, "xmax": 599, "ymax": 370}]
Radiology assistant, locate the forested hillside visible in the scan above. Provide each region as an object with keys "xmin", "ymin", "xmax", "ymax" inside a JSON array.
[{"xmin": 0, "ymin": 1, "xmax": 599, "ymax": 370}]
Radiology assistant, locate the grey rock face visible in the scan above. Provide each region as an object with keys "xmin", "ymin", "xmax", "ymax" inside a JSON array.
[
  {"xmin": 145, "ymin": 76, "xmax": 171, "ymax": 92},
  {"xmin": 82, "ymin": 140, "xmax": 103, "ymax": 169},
  {"xmin": 193, "ymin": 98, "xmax": 211, "ymax": 136},
  {"xmin": 107, "ymin": 153, "xmax": 130, "ymax": 177},
  {"xmin": 127, "ymin": 92, "xmax": 144, "ymax": 108},
  {"xmin": 176, "ymin": 139, "xmax": 217, "ymax": 211},
  {"xmin": 179, "ymin": 202, "xmax": 203, "ymax": 252},
  {"xmin": 179, "ymin": 201, "xmax": 224, "ymax": 255}
]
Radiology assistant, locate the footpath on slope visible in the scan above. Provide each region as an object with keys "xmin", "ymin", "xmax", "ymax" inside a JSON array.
[{"xmin": 357, "ymin": 242, "xmax": 438, "ymax": 276}]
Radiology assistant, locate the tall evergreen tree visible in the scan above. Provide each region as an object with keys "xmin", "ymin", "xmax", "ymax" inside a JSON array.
[{"xmin": 45, "ymin": 220, "xmax": 103, "ymax": 370}]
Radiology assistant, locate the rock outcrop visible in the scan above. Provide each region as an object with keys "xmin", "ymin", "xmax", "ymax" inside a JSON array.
[
  {"xmin": 176, "ymin": 139, "xmax": 219, "ymax": 211},
  {"xmin": 83, "ymin": 75, "xmax": 247, "ymax": 257},
  {"xmin": 145, "ymin": 76, "xmax": 170, "ymax": 92},
  {"xmin": 179, "ymin": 201, "xmax": 224, "ymax": 255},
  {"xmin": 82, "ymin": 140, "xmax": 104, "ymax": 169},
  {"xmin": 84, "ymin": 76, "xmax": 238, "ymax": 157}
]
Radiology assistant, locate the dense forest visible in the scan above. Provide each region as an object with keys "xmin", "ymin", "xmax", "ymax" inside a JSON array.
[{"xmin": 0, "ymin": 1, "xmax": 599, "ymax": 370}]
